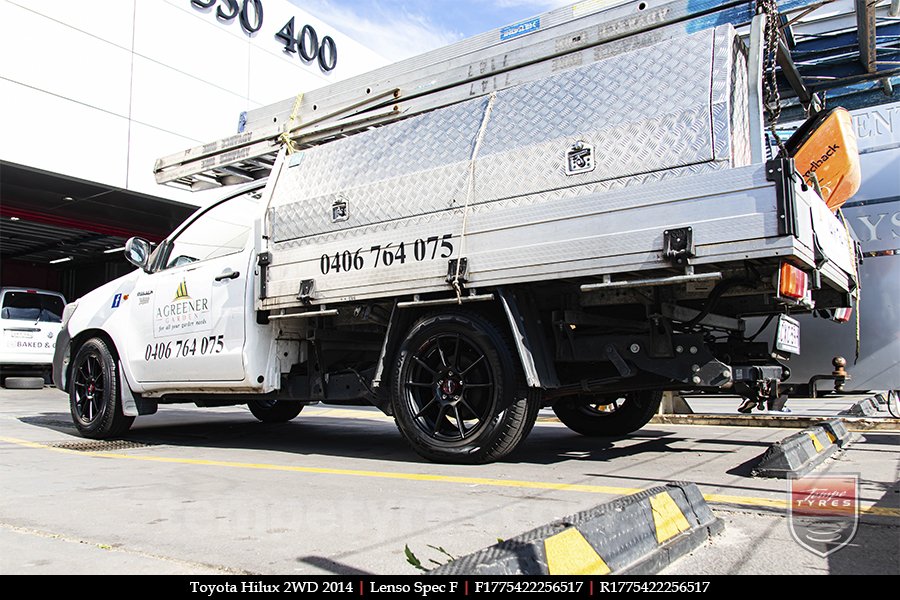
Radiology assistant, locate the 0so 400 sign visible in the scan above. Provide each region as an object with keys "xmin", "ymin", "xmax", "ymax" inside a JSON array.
[{"xmin": 190, "ymin": 0, "xmax": 338, "ymax": 72}]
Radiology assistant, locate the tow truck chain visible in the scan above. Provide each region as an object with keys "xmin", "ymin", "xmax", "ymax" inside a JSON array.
[{"xmin": 757, "ymin": 0, "xmax": 787, "ymax": 155}]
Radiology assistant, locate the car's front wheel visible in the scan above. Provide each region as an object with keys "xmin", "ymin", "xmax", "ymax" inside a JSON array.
[{"xmin": 69, "ymin": 338, "xmax": 134, "ymax": 438}]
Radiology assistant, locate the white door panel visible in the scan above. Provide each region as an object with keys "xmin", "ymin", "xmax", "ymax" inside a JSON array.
[
  {"xmin": 125, "ymin": 189, "xmax": 262, "ymax": 386},
  {"xmin": 128, "ymin": 255, "xmax": 249, "ymax": 383}
]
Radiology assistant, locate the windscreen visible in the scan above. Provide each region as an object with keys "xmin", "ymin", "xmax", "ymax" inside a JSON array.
[{"xmin": 1, "ymin": 291, "xmax": 65, "ymax": 323}]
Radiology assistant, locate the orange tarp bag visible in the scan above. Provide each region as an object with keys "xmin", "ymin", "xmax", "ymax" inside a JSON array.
[{"xmin": 785, "ymin": 107, "xmax": 861, "ymax": 212}]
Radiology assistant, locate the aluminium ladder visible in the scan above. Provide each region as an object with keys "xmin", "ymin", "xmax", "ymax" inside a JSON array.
[{"xmin": 154, "ymin": 0, "xmax": 823, "ymax": 191}]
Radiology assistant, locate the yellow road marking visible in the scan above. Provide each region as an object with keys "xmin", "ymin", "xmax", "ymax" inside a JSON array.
[
  {"xmin": 306, "ymin": 408, "xmax": 394, "ymax": 421},
  {"xmin": 544, "ymin": 528, "xmax": 610, "ymax": 575},
  {"xmin": 0, "ymin": 436, "xmax": 639, "ymax": 495},
  {"xmin": 649, "ymin": 491, "xmax": 692, "ymax": 543},
  {"xmin": 2, "ymin": 436, "xmax": 898, "ymax": 518},
  {"xmin": 808, "ymin": 432, "xmax": 825, "ymax": 453}
]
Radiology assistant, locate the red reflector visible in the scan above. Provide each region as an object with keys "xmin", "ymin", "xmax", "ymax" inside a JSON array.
[
  {"xmin": 779, "ymin": 263, "xmax": 808, "ymax": 300},
  {"xmin": 26, "ymin": 289, "xmax": 37, "ymax": 294},
  {"xmin": 833, "ymin": 307, "xmax": 853, "ymax": 323}
]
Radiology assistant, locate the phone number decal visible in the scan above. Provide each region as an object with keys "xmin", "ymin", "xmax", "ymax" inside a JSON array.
[
  {"xmin": 320, "ymin": 234, "xmax": 454, "ymax": 275},
  {"xmin": 145, "ymin": 335, "xmax": 224, "ymax": 361}
]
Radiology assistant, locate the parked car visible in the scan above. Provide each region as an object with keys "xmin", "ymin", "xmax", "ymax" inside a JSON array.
[{"xmin": 0, "ymin": 287, "xmax": 66, "ymax": 387}]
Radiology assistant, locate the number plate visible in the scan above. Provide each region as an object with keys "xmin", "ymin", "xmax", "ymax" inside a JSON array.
[{"xmin": 774, "ymin": 315, "xmax": 801, "ymax": 355}]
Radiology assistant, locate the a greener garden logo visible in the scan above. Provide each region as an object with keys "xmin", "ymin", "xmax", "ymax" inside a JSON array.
[{"xmin": 154, "ymin": 278, "xmax": 210, "ymax": 337}]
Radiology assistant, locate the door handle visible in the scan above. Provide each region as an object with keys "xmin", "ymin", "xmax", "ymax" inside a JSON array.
[{"xmin": 215, "ymin": 270, "xmax": 240, "ymax": 282}]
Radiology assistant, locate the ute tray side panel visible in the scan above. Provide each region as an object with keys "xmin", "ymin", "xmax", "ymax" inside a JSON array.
[{"xmin": 262, "ymin": 26, "xmax": 766, "ymax": 309}]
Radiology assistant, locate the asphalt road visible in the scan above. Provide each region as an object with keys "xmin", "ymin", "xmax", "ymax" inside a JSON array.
[{"xmin": 1, "ymin": 387, "xmax": 897, "ymax": 575}]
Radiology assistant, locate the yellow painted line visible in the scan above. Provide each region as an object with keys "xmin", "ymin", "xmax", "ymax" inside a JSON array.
[
  {"xmin": 0, "ymin": 436, "xmax": 639, "ymax": 496},
  {"xmin": 704, "ymin": 492, "xmax": 899, "ymax": 518},
  {"xmin": 649, "ymin": 491, "xmax": 692, "ymax": 543},
  {"xmin": 702, "ymin": 492, "xmax": 791, "ymax": 511},
  {"xmin": 545, "ymin": 528, "xmax": 610, "ymax": 575},
  {"xmin": 2, "ymin": 436, "xmax": 898, "ymax": 518},
  {"xmin": 825, "ymin": 430, "xmax": 837, "ymax": 444},
  {"xmin": 305, "ymin": 408, "xmax": 393, "ymax": 422},
  {"xmin": 808, "ymin": 432, "xmax": 825, "ymax": 453}
]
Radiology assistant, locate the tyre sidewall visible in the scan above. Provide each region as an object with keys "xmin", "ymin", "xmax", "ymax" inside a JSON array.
[
  {"xmin": 248, "ymin": 399, "xmax": 303, "ymax": 423},
  {"xmin": 69, "ymin": 338, "xmax": 122, "ymax": 438},
  {"xmin": 391, "ymin": 312, "xmax": 519, "ymax": 462},
  {"xmin": 553, "ymin": 391, "xmax": 662, "ymax": 437}
]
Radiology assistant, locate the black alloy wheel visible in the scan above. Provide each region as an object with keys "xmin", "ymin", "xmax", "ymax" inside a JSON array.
[
  {"xmin": 392, "ymin": 311, "xmax": 538, "ymax": 464},
  {"xmin": 69, "ymin": 338, "xmax": 134, "ymax": 438}
]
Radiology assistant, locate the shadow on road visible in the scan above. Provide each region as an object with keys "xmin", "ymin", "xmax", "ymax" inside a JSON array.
[
  {"xmin": 827, "ymin": 477, "xmax": 900, "ymax": 575},
  {"xmin": 17, "ymin": 407, "xmax": 751, "ymax": 468}
]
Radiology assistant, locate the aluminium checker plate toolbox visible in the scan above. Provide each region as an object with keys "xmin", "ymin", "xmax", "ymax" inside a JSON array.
[{"xmin": 258, "ymin": 25, "xmax": 848, "ymax": 311}]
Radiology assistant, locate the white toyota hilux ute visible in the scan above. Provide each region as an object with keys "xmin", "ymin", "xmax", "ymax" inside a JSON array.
[{"xmin": 54, "ymin": 22, "xmax": 861, "ymax": 464}]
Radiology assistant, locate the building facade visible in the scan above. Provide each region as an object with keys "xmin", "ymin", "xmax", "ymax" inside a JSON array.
[{"xmin": 1, "ymin": 0, "xmax": 387, "ymax": 204}]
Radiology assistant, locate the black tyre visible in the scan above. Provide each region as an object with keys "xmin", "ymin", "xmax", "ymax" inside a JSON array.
[
  {"xmin": 391, "ymin": 311, "xmax": 539, "ymax": 464},
  {"xmin": 552, "ymin": 391, "xmax": 662, "ymax": 437},
  {"xmin": 248, "ymin": 398, "xmax": 303, "ymax": 423},
  {"xmin": 3, "ymin": 376, "xmax": 44, "ymax": 389},
  {"xmin": 69, "ymin": 338, "xmax": 134, "ymax": 438}
]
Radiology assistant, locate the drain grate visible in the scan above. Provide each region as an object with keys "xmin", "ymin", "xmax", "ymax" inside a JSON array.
[{"xmin": 48, "ymin": 439, "xmax": 152, "ymax": 452}]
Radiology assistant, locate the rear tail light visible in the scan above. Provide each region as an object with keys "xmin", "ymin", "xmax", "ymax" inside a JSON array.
[
  {"xmin": 778, "ymin": 262, "xmax": 809, "ymax": 301},
  {"xmin": 833, "ymin": 307, "xmax": 853, "ymax": 323}
]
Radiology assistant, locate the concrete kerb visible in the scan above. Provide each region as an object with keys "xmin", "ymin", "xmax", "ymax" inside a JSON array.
[
  {"xmin": 649, "ymin": 413, "xmax": 900, "ymax": 431},
  {"xmin": 430, "ymin": 482, "xmax": 723, "ymax": 576},
  {"xmin": 839, "ymin": 397, "xmax": 879, "ymax": 417},
  {"xmin": 752, "ymin": 418, "xmax": 855, "ymax": 478},
  {"xmin": 818, "ymin": 418, "xmax": 858, "ymax": 448}
]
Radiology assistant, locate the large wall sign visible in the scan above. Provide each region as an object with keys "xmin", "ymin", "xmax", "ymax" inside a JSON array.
[{"xmin": 190, "ymin": 0, "xmax": 338, "ymax": 72}]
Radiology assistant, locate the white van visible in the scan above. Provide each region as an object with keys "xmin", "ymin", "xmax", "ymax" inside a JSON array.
[{"xmin": 1, "ymin": 287, "xmax": 66, "ymax": 386}]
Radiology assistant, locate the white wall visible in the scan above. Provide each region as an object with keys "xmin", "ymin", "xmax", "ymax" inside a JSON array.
[{"xmin": 0, "ymin": 0, "xmax": 388, "ymax": 205}]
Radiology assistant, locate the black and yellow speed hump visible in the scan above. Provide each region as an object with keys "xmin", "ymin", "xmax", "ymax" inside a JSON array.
[{"xmin": 431, "ymin": 482, "xmax": 723, "ymax": 575}]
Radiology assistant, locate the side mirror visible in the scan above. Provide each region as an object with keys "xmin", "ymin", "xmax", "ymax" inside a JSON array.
[{"xmin": 124, "ymin": 237, "xmax": 152, "ymax": 272}]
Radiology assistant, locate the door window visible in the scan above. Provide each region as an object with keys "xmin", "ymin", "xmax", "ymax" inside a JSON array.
[{"xmin": 161, "ymin": 191, "xmax": 261, "ymax": 271}]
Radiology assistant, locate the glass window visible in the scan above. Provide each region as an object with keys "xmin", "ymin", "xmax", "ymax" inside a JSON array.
[
  {"xmin": 162, "ymin": 191, "xmax": 261, "ymax": 270},
  {"xmin": 1, "ymin": 291, "xmax": 65, "ymax": 323}
]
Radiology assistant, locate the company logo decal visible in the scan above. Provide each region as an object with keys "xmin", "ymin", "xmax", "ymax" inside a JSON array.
[
  {"xmin": 500, "ymin": 17, "xmax": 540, "ymax": 41},
  {"xmin": 111, "ymin": 294, "xmax": 129, "ymax": 308},
  {"xmin": 154, "ymin": 279, "xmax": 211, "ymax": 337},
  {"xmin": 136, "ymin": 290, "xmax": 153, "ymax": 306},
  {"xmin": 803, "ymin": 144, "xmax": 841, "ymax": 180},
  {"xmin": 788, "ymin": 475, "xmax": 859, "ymax": 557},
  {"xmin": 174, "ymin": 280, "xmax": 191, "ymax": 301}
]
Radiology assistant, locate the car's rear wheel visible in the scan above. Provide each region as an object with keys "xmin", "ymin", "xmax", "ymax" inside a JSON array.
[
  {"xmin": 391, "ymin": 311, "xmax": 539, "ymax": 464},
  {"xmin": 552, "ymin": 391, "xmax": 662, "ymax": 437},
  {"xmin": 69, "ymin": 338, "xmax": 134, "ymax": 438},
  {"xmin": 248, "ymin": 399, "xmax": 303, "ymax": 423}
]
